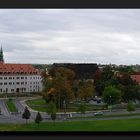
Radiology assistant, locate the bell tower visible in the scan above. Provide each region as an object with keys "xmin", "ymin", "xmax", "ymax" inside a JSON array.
[{"xmin": 0, "ymin": 46, "xmax": 4, "ymax": 63}]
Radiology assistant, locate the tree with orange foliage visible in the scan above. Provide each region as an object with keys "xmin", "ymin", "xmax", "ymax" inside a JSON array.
[{"xmin": 42, "ymin": 67, "xmax": 75, "ymax": 110}]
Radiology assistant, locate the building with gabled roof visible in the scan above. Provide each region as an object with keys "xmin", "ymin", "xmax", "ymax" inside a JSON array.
[{"xmin": 0, "ymin": 48, "xmax": 42, "ymax": 94}]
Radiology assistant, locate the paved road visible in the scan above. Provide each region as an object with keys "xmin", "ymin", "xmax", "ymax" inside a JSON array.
[
  {"xmin": 13, "ymin": 99, "xmax": 25, "ymax": 113},
  {"xmin": 13, "ymin": 99, "xmax": 49, "ymax": 120},
  {"xmin": 0, "ymin": 99, "xmax": 11, "ymax": 116},
  {"xmin": 1, "ymin": 97, "xmax": 140, "ymax": 124}
]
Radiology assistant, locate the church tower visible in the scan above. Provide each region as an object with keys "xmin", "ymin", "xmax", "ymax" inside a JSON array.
[{"xmin": 0, "ymin": 46, "xmax": 4, "ymax": 63}]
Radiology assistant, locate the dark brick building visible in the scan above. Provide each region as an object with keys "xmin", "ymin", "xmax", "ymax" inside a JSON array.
[{"xmin": 52, "ymin": 63, "xmax": 99, "ymax": 80}]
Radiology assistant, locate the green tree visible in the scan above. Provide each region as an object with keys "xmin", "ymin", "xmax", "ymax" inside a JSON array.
[
  {"xmin": 102, "ymin": 85, "xmax": 122, "ymax": 105},
  {"xmin": 117, "ymin": 73, "xmax": 136, "ymax": 86},
  {"xmin": 51, "ymin": 113, "xmax": 56, "ymax": 126},
  {"xmin": 22, "ymin": 107, "xmax": 31, "ymax": 124},
  {"xmin": 77, "ymin": 103, "xmax": 86, "ymax": 117},
  {"xmin": 42, "ymin": 67, "xmax": 75, "ymax": 110},
  {"xmin": 122, "ymin": 85, "xmax": 137, "ymax": 102},
  {"xmin": 94, "ymin": 66, "xmax": 119, "ymax": 96},
  {"xmin": 35, "ymin": 112, "xmax": 43, "ymax": 128},
  {"xmin": 46, "ymin": 101, "xmax": 57, "ymax": 125},
  {"xmin": 77, "ymin": 80, "xmax": 94, "ymax": 101},
  {"xmin": 135, "ymin": 85, "xmax": 140, "ymax": 103},
  {"xmin": 127, "ymin": 101, "xmax": 135, "ymax": 113}
]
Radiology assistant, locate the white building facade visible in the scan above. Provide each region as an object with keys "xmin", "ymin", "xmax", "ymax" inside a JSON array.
[{"xmin": 0, "ymin": 48, "xmax": 43, "ymax": 94}]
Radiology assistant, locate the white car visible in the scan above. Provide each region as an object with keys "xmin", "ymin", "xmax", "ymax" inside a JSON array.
[{"xmin": 94, "ymin": 111, "xmax": 103, "ymax": 116}]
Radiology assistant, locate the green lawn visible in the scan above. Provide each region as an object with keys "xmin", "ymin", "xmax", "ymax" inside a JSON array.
[
  {"xmin": 6, "ymin": 100, "xmax": 18, "ymax": 112},
  {"xmin": 26, "ymin": 99, "xmax": 47, "ymax": 112},
  {"xmin": 26, "ymin": 99, "xmax": 46, "ymax": 106},
  {"xmin": 25, "ymin": 99, "xmax": 107, "ymax": 112},
  {"xmin": 0, "ymin": 118, "xmax": 140, "ymax": 131}
]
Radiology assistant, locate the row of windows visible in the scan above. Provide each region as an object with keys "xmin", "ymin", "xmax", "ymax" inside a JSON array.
[
  {"xmin": 0, "ymin": 77, "xmax": 41, "ymax": 80},
  {"xmin": 0, "ymin": 72, "xmax": 38, "ymax": 74},
  {"xmin": 30, "ymin": 77, "xmax": 41, "ymax": 79},
  {"xmin": 30, "ymin": 82, "xmax": 40, "ymax": 84},
  {"xmin": 0, "ymin": 88, "xmax": 8, "ymax": 92},
  {"xmin": 0, "ymin": 81, "xmax": 40, "ymax": 85},
  {"xmin": 30, "ymin": 86, "xmax": 40, "ymax": 88},
  {"xmin": 0, "ymin": 88, "xmax": 26, "ymax": 92},
  {"xmin": 0, "ymin": 77, "xmax": 27, "ymax": 80},
  {"xmin": 0, "ymin": 82, "xmax": 27, "ymax": 85},
  {"xmin": 0, "ymin": 87, "xmax": 40, "ymax": 92},
  {"xmin": 0, "ymin": 76, "xmax": 41, "ymax": 80}
]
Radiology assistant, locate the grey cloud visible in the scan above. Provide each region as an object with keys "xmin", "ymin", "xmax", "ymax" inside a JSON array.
[{"xmin": 1, "ymin": 9, "xmax": 140, "ymax": 64}]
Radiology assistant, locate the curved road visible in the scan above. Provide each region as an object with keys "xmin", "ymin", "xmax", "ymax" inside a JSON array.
[{"xmin": 0, "ymin": 97, "xmax": 140, "ymax": 123}]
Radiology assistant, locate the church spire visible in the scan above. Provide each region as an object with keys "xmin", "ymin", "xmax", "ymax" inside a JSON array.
[{"xmin": 0, "ymin": 45, "xmax": 4, "ymax": 63}]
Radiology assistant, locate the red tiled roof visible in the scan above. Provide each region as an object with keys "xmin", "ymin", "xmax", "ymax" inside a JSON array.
[
  {"xmin": 0, "ymin": 63, "xmax": 40, "ymax": 75},
  {"xmin": 130, "ymin": 74, "xmax": 140, "ymax": 83}
]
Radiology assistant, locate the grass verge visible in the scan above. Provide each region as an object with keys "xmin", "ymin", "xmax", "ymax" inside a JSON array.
[
  {"xmin": 25, "ymin": 99, "xmax": 107, "ymax": 112},
  {"xmin": 0, "ymin": 118, "xmax": 140, "ymax": 131},
  {"xmin": 71, "ymin": 113, "xmax": 140, "ymax": 119}
]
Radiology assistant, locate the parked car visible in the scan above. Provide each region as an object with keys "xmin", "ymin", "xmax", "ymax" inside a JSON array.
[{"xmin": 94, "ymin": 111, "xmax": 103, "ymax": 116}]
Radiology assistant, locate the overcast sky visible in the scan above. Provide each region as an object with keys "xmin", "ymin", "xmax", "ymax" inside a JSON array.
[{"xmin": 1, "ymin": 9, "xmax": 140, "ymax": 65}]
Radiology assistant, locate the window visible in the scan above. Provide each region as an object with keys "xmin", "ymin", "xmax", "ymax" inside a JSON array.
[
  {"xmin": 21, "ymin": 82, "xmax": 24, "ymax": 85},
  {"xmin": 21, "ymin": 77, "xmax": 24, "ymax": 79},
  {"xmin": 25, "ymin": 82, "xmax": 27, "ymax": 84},
  {"xmin": 4, "ymin": 77, "xmax": 7, "ymax": 80},
  {"xmin": 13, "ymin": 77, "xmax": 15, "ymax": 79},
  {"xmin": 16, "ymin": 77, "xmax": 20, "ymax": 79},
  {"xmin": 4, "ymin": 82, "xmax": 7, "ymax": 85},
  {"xmin": 30, "ymin": 82, "xmax": 32, "ymax": 84},
  {"xmin": 0, "ymin": 83, "xmax": 3, "ymax": 85},
  {"xmin": 0, "ymin": 77, "xmax": 3, "ymax": 80},
  {"xmin": 25, "ymin": 77, "xmax": 27, "ymax": 79},
  {"xmin": 9, "ymin": 82, "xmax": 12, "ymax": 85},
  {"xmin": 9, "ymin": 77, "xmax": 12, "ymax": 79},
  {"xmin": 13, "ymin": 82, "xmax": 15, "ymax": 85},
  {"xmin": 16, "ymin": 82, "xmax": 20, "ymax": 85},
  {"xmin": 11, "ymin": 89, "xmax": 14, "ymax": 92}
]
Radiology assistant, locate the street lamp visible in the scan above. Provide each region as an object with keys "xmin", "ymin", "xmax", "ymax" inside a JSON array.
[
  {"xmin": 63, "ymin": 100, "xmax": 66, "ymax": 120},
  {"xmin": 63, "ymin": 100, "xmax": 66, "ymax": 113},
  {"xmin": 110, "ymin": 96, "xmax": 111, "ymax": 105},
  {"xmin": 109, "ymin": 96, "xmax": 112, "ymax": 112}
]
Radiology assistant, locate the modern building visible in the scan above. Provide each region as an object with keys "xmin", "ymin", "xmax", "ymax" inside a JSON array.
[{"xmin": 0, "ymin": 48, "xmax": 43, "ymax": 94}]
